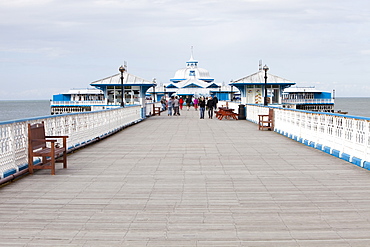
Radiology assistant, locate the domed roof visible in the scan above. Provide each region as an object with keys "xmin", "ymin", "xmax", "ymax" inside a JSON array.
[
  {"xmin": 172, "ymin": 67, "xmax": 212, "ymax": 81},
  {"xmin": 170, "ymin": 55, "xmax": 214, "ymax": 82}
]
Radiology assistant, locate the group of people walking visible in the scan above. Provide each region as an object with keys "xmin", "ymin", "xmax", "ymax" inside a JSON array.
[
  {"xmin": 166, "ymin": 96, "xmax": 181, "ymax": 116},
  {"xmin": 163, "ymin": 95, "xmax": 218, "ymax": 119}
]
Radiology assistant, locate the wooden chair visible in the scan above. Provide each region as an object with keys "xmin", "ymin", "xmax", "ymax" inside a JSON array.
[
  {"xmin": 152, "ymin": 104, "xmax": 161, "ymax": 116},
  {"xmin": 28, "ymin": 122, "xmax": 68, "ymax": 175},
  {"xmin": 258, "ymin": 108, "xmax": 274, "ymax": 131}
]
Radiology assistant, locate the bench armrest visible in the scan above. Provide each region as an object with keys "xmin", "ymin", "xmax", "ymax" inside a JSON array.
[
  {"xmin": 45, "ymin": 135, "xmax": 68, "ymax": 139},
  {"xmin": 45, "ymin": 136, "xmax": 68, "ymax": 147},
  {"xmin": 31, "ymin": 139, "xmax": 57, "ymax": 143}
]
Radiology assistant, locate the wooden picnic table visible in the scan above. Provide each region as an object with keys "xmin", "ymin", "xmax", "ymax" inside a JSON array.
[{"xmin": 215, "ymin": 107, "xmax": 238, "ymax": 120}]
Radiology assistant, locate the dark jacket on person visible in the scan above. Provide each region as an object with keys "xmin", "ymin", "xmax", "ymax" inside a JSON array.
[
  {"xmin": 213, "ymin": 96, "xmax": 218, "ymax": 105},
  {"xmin": 199, "ymin": 99, "xmax": 206, "ymax": 108},
  {"xmin": 206, "ymin": 99, "xmax": 215, "ymax": 109}
]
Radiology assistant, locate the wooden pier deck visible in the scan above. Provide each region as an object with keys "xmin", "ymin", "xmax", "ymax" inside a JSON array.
[{"xmin": 1, "ymin": 109, "xmax": 370, "ymax": 246}]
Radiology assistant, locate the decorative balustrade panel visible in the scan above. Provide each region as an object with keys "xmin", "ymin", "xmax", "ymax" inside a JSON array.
[
  {"xmin": 144, "ymin": 102, "xmax": 162, "ymax": 117},
  {"xmin": 51, "ymin": 100, "xmax": 107, "ymax": 106},
  {"xmin": 245, "ymin": 104, "xmax": 270, "ymax": 124},
  {"xmin": 282, "ymin": 98, "xmax": 334, "ymax": 104},
  {"xmin": 0, "ymin": 106, "xmax": 142, "ymax": 178},
  {"xmin": 246, "ymin": 104, "xmax": 370, "ymax": 165},
  {"xmin": 145, "ymin": 103, "xmax": 153, "ymax": 116},
  {"xmin": 0, "ymin": 123, "xmax": 27, "ymax": 177},
  {"xmin": 223, "ymin": 101, "xmax": 239, "ymax": 112}
]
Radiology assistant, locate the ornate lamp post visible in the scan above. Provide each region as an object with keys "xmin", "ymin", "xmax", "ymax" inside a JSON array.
[
  {"xmin": 119, "ymin": 65, "xmax": 125, "ymax": 107},
  {"xmin": 152, "ymin": 78, "xmax": 157, "ymax": 102},
  {"xmin": 263, "ymin": 65, "xmax": 269, "ymax": 106}
]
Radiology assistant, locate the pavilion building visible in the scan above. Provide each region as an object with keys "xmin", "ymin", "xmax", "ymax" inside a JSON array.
[
  {"xmin": 163, "ymin": 54, "xmax": 222, "ymax": 98},
  {"xmin": 230, "ymin": 64, "xmax": 296, "ymax": 105}
]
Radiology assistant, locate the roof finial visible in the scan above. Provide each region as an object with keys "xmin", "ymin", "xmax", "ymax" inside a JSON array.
[
  {"xmin": 190, "ymin": 46, "xmax": 194, "ymax": 60},
  {"xmin": 259, "ymin": 60, "xmax": 262, "ymax": 71}
]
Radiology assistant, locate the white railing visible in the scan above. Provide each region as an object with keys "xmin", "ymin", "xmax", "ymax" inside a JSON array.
[
  {"xmin": 246, "ymin": 104, "xmax": 370, "ymax": 168},
  {"xmin": 218, "ymin": 101, "xmax": 239, "ymax": 111},
  {"xmin": 144, "ymin": 102, "xmax": 162, "ymax": 116},
  {"xmin": 0, "ymin": 106, "xmax": 142, "ymax": 180},
  {"xmin": 246, "ymin": 104, "xmax": 271, "ymax": 123},
  {"xmin": 51, "ymin": 100, "xmax": 108, "ymax": 106},
  {"xmin": 282, "ymin": 98, "xmax": 334, "ymax": 104},
  {"xmin": 51, "ymin": 101, "xmax": 144, "ymax": 107}
]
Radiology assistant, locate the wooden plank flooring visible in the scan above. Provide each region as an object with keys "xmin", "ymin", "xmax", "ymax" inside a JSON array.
[{"xmin": 1, "ymin": 109, "xmax": 370, "ymax": 246}]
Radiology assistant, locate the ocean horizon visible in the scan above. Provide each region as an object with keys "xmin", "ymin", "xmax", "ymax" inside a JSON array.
[
  {"xmin": 1, "ymin": 97, "xmax": 370, "ymax": 122},
  {"xmin": 0, "ymin": 100, "xmax": 51, "ymax": 122}
]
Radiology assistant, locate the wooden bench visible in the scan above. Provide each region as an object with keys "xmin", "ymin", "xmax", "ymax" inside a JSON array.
[
  {"xmin": 258, "ymin": 108, "xmax": 274, "ymax": 131},
  {"xmin": 152, "ymin": 104, "xmax": 161, "ymax": 116},
  {"xmin": 225, "ymin": 111, "xmax": 238, "ymax": 120},
  {"xmin": 216, "ymin": 107, "xmax": 238, "ymax": 120},
  {"xmin": 28, "ymin": 122, "xmax": 68, "ymax": 175},
  {"xmin": 214, "ymin": 111, "xmax": 221, "ymax": 119}
]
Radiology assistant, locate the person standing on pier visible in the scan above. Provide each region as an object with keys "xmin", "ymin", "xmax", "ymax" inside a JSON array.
[
  {"xmin": 206, "ymin": 96, "xmax": 215, "ymax": 119},
  {"xmin": 160, "ymin": 97, "xmax": 167, "ymax": 111},
  {"xmin": 199, "ymin": 97, "xmax": 206, "ymax": 119},
  {"xmin": 167, "ymin": 96, "xmax": 174, "ymax": 116},
  {"xmin": 173, "ymin": 96, "xmax": 180, "ymax": 116},
  {"xmin": 213, "ymin": 95, "xmax": 218, "ymax": 110},
  {"xmin": 193, "ymin": 97, "xmax": 199, "ymax": 111},
  {"xmin": 185, "ymin": 96, "xmax": 192, "ymax": 111},
  {"xmin": 179, "ymin": 97, "xmax": 184, "ymax": 111}
]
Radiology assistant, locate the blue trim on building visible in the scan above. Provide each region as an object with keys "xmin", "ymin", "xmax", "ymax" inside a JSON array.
[
  {"xmin": 183, "ymin": 83, "xmax": 202, "ymax": 88},
  {"xmin": 89, "ymin": 83, "xmax": 155, "ymax": 87},
  {"xmin": 53, "ymin": 94, "xmax": 71, "ymax": 101},
  {"xmin": 231, "ymin": 82, "xmax": 295, "ymax": 86}
]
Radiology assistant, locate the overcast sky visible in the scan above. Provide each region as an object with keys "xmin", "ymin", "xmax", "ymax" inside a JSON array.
[{"xmin": 1, "ymin": 0, "xmax": 370, "ymax": 100}]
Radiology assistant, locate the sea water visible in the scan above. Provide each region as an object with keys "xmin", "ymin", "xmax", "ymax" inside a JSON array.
[
  {"xmin": 0, "ymin": 98, "xmax": 369, "ymax": 122},
  {"xmin": 334, "ymin": 97, "xmax": 370, "ymax": 118},
  {"xmin": 0, "ymin": 100, "xmax": 50, "ymax": 122}
]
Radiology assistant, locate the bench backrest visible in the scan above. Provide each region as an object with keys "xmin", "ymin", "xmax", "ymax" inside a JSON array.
[
  {"xmin": 268, "ymin": 108, "xmax": 274, "ymax": 119},
  {"xmin": 28, "ymin": 122, "xmax": 46, "ymax": 150}
]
